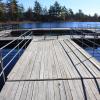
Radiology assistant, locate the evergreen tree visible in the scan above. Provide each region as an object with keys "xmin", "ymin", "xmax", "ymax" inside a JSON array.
[
  {"xmin": 49, "ymin": 6, "xmax": 55, "ymax": 16},
  {"xmin": 75, "ymin": 9, "xmax": 85, "ymax": 21},
  {"xmin": 69, "ymin": 9, "xmax": 74, "ymax": 16},
  {"xmin": 7, "ymin": 0, "xmax": 19, "ymax": 21},
  {"xmin": 42, "ymin": 7, "xmax": 48, "ymax": 15},
  {"xmin": 93, "ymin": 13, "xmax": 98, "ymax": 21},
  {"xmin": 33, "ymin": 1, "xmax": 42, "ymax": 15},
  {"xmin": 49, "ymin": 1, "xmax": 61, "ymax": 17},
  {"xmin": 53, "ymin": 1, "xmax": 61, "ymax": 17},
  {"xmin": 0, "ymin": 0, "xmax": 6, "ymax": 21},
  {"xmin": 18, "ymin": 4, "xmax": 24, "ymax": 21},
  {"xmin": 25, "ymin": 8, "xmax": 33, "ymax": 21},
  {"xmin": 61, "ymin": 6, "xmax": 69, "ymax": 20},
  {"xmin": 11, "ymin": 0, "xmax": 19, "ymax": 20},
  {"xmin": 0, "ymin": 0, "xmax": 100, "ymax": 22}
]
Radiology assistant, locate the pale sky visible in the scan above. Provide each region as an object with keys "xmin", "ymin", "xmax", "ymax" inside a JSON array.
[{"xmin": 3, "ymin": 0, "xmax": 100, "ymax": 15}]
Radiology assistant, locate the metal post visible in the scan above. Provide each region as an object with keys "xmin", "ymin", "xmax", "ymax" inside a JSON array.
[
  {"xmin": 70, "ymin": 27, "xmax": 73, "ymax": 39},
  {"xmin": 93, "ymin": 27, "xmax": 96, "ymax": 57},
  {"xmin": 72, "ymin": 27, "xmax": 74, "ymax": 39},
  {"xmin": 24, "ymin": 34, "xmax": 27, "ymax": 49},
  {"xmin": 44, "ymin": 34, "xmax": 46, "ymax": 40},
  {"xmin": 70, "ymin": 27, "xmax": 72, "ymax": 39},
  {"xmin": 82, "ymin": 27, "xmax": 84, "ymax": 48},
  {"xmin": 32, "ymin": 31, "xmax": 34, "ymax": 40},
  {"xmin": 0, "ymin": 49, "xmax": 5, "ymax": 83},
  {"xmin": 57, "ymin": 35, "xmax": 58, "ymax": 39},
  {"xmin": 17, "ymin": 39, "xmax": 20, "ymax": 58}
]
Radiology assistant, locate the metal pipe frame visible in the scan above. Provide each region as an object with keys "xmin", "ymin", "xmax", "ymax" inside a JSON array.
[{"xmin": 0, "ymin": 30, "xmax": 32, "ymax": 84}]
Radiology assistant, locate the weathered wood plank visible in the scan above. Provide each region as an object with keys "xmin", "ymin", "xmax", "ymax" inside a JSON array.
[
  {"xmin": 67, "ymin": 39, "xmax": 100, "ymax": 77},
  {"xmin": 0, "ymin": 38, "xmax": 100, "ymax": 100}
]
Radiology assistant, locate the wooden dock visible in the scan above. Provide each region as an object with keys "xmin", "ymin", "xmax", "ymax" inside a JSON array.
[
  {"xmin": 0, "ymin": 30, "xmax": 12, "ymax": 37},
  {"xmin": 0, "ymin": 38, "xmax": 100, "ymax": 100},
  {"xmin": 0, "ymin": 35, "xmax": 100, "ymax": 41}
]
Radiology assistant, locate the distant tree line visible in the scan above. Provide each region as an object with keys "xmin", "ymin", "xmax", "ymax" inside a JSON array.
[{"xmin": 0, "ymin": 0, "xmax": 100, "ymax": 22}]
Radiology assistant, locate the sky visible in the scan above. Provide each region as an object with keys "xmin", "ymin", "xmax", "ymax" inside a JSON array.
[{"xmin": 3, "ymin": 0, "xmax": 100, "ymax": 15}]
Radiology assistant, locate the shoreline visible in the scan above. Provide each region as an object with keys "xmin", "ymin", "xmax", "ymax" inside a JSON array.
[{"xmin": 0, "ymin": 21, "xmax": 100, "ymax": 24}]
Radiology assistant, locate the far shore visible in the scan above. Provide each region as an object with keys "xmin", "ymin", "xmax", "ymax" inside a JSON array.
[
  {"xmin": 0, "ymin": 21, "xmax": 37, "ymax": 24},
  {"xmin": 0, "ymin": 20, "xmax": 100, "ymax": 25}
]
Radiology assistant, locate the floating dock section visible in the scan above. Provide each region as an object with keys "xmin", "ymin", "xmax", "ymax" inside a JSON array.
[{"xmin": 0, "ymin": 37, "xmax": 100, "ymax": 100}]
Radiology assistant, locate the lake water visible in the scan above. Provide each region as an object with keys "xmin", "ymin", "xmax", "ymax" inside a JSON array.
[
  {"xmin": 0, "ymin": 49, "xmax": 24, "ymax": 91},
  {"xmin": 18, "ymin": 22, "xmax": 100, "ymax": 29},
  {"xmin": 2, "ymin": 49, "xmax": 24, "ymax": 75},
  {"xmin": 85, "ymin": 47, "xmax": 100, "ymax": 61}
]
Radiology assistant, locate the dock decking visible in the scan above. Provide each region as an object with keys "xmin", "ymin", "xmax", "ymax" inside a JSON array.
[
  {"xmin": 0, "ymin": 38, "xmax": 100, "ymax": 100},
  {"xmin": 0, "ymin": 30, "xmax": 12, "ymax": 37}
]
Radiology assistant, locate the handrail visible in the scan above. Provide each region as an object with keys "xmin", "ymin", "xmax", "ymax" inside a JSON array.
[
  {"xmin": 0, "ymin": 39, "xmax": 30, "ymax": 77},
  {"xmin": 71, "ymin": 28, "xmax": 100, "ymax": 55},
  {"xmin": 2, "ymin": 32, "xmax": 32, "ymax": 60},
  {"xmin": 0, "ymin": 30, "xmax": 31, "ymax": 50},
  {"xmin": 3, "ymin": 39, "xmax": 31, "ymax": 71},
  {"xmin": 2, "ymin": 39, "xmax": 25, "ymax": 60},
  {"xmin": 73, "ymin": 28, "xmax": 100, "ymax": 47},
  {"xmin": 0, "ymin": 30, "xmax": 32, "ymax": 84}
]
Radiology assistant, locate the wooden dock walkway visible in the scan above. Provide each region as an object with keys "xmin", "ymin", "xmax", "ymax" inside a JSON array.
[
  {"xmin": 0, "ymin": 38, "xmax": 100, "ymax": 100},
  {"xmin": 0, "ymin": 30, "xmax": 12, "ymax": 37},
  {"xmin": 0, "ymin": 35, "xmax": 100, "ymax": 41}
]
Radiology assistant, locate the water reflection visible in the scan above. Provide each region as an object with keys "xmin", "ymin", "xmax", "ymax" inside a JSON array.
[
  {"xmin": 85, "ymin": 47, "xmax": 100, "ymax": 61},
  {"xmin": 0, "ymin": 49, "xmax": 24, "ymax": 91},
  {"xmin": 13, "ymin": 22, "xmax": 100, "ymax": 29}
]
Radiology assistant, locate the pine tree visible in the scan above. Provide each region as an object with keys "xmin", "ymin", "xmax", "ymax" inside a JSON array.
[
  {"xmin": 25, "ymin": 8, "xmax": 33, "ymax": 21},
  {"xmin": 61, "ymin": 6, "xmax": 69, "ymax": 20},
  {"xmin": 49, "ymin": 6, "xmax": 55, "ymax": 16},
  {"xmin": 49, "ymin": 1, "xmax": 62, "ymax": 18},
  {"xmin": 7, "ymin": 0, "xmax": 19, "ymax": 21},
  {"xmin": 54, "ymin": 1, "xmax": 61, "ymax": 17},
  {"xmin": 33, "ymin": 1, "xmax": 42, "ymax": 15},
  {"xmin": 42, "ymin": 7, "xmax": 48, "ymax": 15},
  {"xmin": 0, "ymin": 0, "xmax": 6, "ymax": 21},
  {"xmin": 18, "ymin": 4, "xmax": 24, "ymax": 21}
]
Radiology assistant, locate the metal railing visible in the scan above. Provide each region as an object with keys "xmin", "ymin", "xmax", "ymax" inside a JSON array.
[
  {"xmin": 0, "ymin": 30, "xmax": 33, "ymax": 84},
  {"xmin": 70, "ymin": 26, "xmax": 100, "ymax": 59},
  {"xmin": 0, "ymin": 24, "xmax": 19, "ymax": 31},
  {"xmin": 0, "ymin": 24, "xmax": 100, "ymax": 85}
]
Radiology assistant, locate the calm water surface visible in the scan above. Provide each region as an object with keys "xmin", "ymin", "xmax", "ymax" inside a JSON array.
[
  {"xmin": 18, "ymin": 22, "xmax": 100, "ymax": 29},
  {"xmin": 85, "ymin": 47, "xmax": 100, "ymax": 61},
  {"xmin": 0, "ymin": 49, "xmax": 24, "ymax": 90}
]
